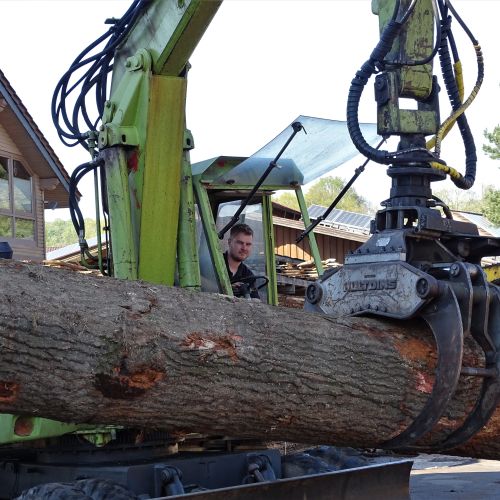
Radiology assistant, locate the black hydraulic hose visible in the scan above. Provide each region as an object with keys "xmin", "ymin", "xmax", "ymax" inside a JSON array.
[
  {"xmin": 296, "ymin": 137, "xmax": 386, "ymax": 244},
  {"xmin": 346, "ymin": 19, "xmax": 402, "ymax": 165},
  {"xmin": 52, "ymin": 0, "xmax": 150, "ymax": 150},
  {"xmin": 445, "ymin": 0, "xmax": 476, "ymax": 42},
  {"xmin": 432, "ymin": 195, "xmax": 454, "ymax": 219},
  {"xmin": 52, "ymin": 32, "xmax": 112, "ymax": 144},
  {"xmin": 437, "ymin": 17, "xmax": 477, "ymax": 189},
  {"xmin": 69, "ymin": 159, "xmax": 104, "ymax": 240},
  {"xmin": 395, "ymin": 0, "xmax": 442, "ymax": 66},
  {"xmin": 345, "ymin": 0, "xmax": 437, "ymax": 166},
  {"xmin": 347, "ymin": 0, "xmax": 452, "ymax": 168}
]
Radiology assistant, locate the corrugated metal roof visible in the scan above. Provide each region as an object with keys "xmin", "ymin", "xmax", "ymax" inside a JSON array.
[
  {"xmin": 46, "ymin": 235, "xmax": 101, "ymax": 261},
  {"xmin": 308, "ymin": 204, "xmax": 372, "ymax": 233},
  {"xmin": 453, "ymin": 211, "xmax": 500, "ymax": 237}
]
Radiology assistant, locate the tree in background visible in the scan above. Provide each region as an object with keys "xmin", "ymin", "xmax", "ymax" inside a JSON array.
[
  {"xmin": 483, "ymin": 187, "xmax": 500, "ymax": 226},
  {"xmin": 45, "ymin": 219, "xmax": 97, "ymax": 248},
  {"xmin": 433, "ymin": 187, "xmax": 483, "ymax": 213},
  {"xmin": 274, "ymin": 176, "xmax": 371, "ymax": 214},
  {"xmin": 433, "ymin": 186, "xmax": 500, "ymax": 227},
  {"xmin": 482, "ymin": 118, "xmax": 500, "ymax": 224},
  {"xmin": 484, "ymin": 125, "xmax": 500, "ymax": 160}
]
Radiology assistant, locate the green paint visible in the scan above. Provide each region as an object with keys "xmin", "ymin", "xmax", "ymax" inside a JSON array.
[
  {"xmin": 138, "ymin": 76, "xmax": 187, "ymax": 285},
  {"xmin": 178, "ymin": 130, "xmax": 201, "ymax": 289},
  {"xmin": 111, "ymin": 0, "xmax": 222, "ymax": 84},
  {"xmin": 374, "ymin": 0, "xmax": 438, "ymax": 136},
  {"xmin": 0, "ymin": 414, "xmax": 89, "ymax": 444},
  {"xmin": 98, "ymin": 49, "xmax": 153, "ymax": 278},
  {"xmin": 193, "ymin": 177, "xmax": 233, "ymax": 295},
  {"xmin": 262, "ymin": 193, "xmax": 278, "ymax": 305},
  {"xmin": 296, "ymin": 187, "xmax": 324, "ymax": 276},
  {"xmin": 102, "ymin": 147, "xmax": 138, "ymax": 279}
]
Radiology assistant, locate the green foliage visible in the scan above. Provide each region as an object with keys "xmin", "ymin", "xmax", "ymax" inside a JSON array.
[
  {"xmin": 433, "ymin": 187, "xmax": 483, "ymax": 213},
  {"xmin": 274, "ymin": 191, "xmax": 300, "ymax": 211},
  {"xmin": 0, "ymin": 215, "xmax": 11, "ymax": 237},
  {"xmin": 45, "ymin": 219, "xmax": 97, "ymax": 248},
  {"xmin": 434, "ymin": 186, "xmax": 500, "ymax": 227},
  {"xmin": 274, "ymin": 176, "xmax": 370, "ymax": 214},
  {"xmin": 483, "ymin": 126, "xmax": 500, "ymax": 161},
  {"xmin": 306, "ymin": 177, "xmax": 369, "ymax": 213},
  {"xmin": 483, "ymin": 186, "xmax": 500, "ymax": 226}
]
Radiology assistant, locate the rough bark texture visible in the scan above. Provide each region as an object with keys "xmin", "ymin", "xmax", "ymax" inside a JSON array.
[{"xmin": 0, "ymin": 260, "xmax": 497, "ymax": 458}]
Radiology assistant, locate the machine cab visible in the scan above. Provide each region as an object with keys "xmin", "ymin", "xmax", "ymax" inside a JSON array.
[
  {"xmin": 190, "ymin": 117, "xmax": 381, "ymax": 305},
  {"xmin": 193, "ymin": 156, "xmax": 278, "ymax": 305}
]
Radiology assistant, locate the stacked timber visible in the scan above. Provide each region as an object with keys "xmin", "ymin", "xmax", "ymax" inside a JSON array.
[{"xmin": 277, "ymin": 258, "xmax": 339, "ymax": 281}]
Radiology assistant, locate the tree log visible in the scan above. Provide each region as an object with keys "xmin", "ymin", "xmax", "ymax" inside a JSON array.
[{"xmin": 0, "ymin": 260, "xmax": 498, "ymax": 458}]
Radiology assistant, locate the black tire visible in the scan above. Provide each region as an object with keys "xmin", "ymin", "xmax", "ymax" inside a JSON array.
[{"xmin": 15, "ymin": 478, "xmax": 138, "ymax": 500}]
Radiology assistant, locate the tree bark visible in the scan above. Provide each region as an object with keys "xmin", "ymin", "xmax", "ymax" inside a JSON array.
[{"xmin": 0, "ymin": 260, "xmax": 498, "ymax": 458}]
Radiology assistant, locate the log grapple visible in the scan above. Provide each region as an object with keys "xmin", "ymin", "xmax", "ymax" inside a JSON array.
[
  {"xmin": 305, "ymin": 168, "xmax": 500, "ymax": 449},
  {"xmin": 306, "ymin": 0, "xmax": 499, "ymax": 450}
]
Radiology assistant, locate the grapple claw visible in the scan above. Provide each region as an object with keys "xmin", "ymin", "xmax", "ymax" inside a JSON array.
[
  {"xmin": 415, "ymin": 281, "xmax": 500, "ymax": 451},
  {"xmin": 381, "ymin": 284, "xmax": 463, "ymax": 449},
  {"xmin": 305, "ymin": 255, "xmax": 500, "ymax": 452}
]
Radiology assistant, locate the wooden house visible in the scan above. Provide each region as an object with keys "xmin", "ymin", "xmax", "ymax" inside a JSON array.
[
  {"xmin": 0, "ymin": 69, "xmax": 72, "ymax": 261},
  {"xmin": 273, "ymin": 203, "xmax": 369, "ymax": 265}
]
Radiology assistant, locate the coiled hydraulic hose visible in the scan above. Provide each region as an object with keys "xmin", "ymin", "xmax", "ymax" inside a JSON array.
[
  {"xmin": 347, "ymin": 0, "xmax": 482, "ymax": 185},
  {"xmin": 428, "ymin": 0, "xmax": 483, "ymax": 189},
  {"xmin": 52, "ymin": 0, "xmax": 150, "ymax": 152},
  {"xmin": 346, "ymin": 0, "xmax": 442, "ymax": 167}
]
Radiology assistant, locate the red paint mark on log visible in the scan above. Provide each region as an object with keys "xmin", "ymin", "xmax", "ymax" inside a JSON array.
[
  {"xmin": 415, "ymin": 372, "xmax": 433, "ymax": 394},
  {"xmin": 0, "ymin": 381, "xmax": 18, "ymax": 402},
  {"xmin": 95, "ymin": 360, "xmax": 165, "ymax": 400},
  {"xmin": 14, "ymin": 416, "xmax": 34, "ymax": 436},
  {"xmin": 393, "ymin": 337, "xmax": 436, "ymax": 370},
  {"xmin": 180, "ymin": 332, "xmax": 242, "ymax": 362}
]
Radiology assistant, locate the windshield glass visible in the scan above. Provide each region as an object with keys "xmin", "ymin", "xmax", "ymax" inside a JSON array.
[{"xmin": 212, "ymin": 116, "xmax": 381, "ymax": 186}]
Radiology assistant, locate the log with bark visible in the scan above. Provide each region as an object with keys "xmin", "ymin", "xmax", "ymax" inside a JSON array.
[{"xmin": 0, "ymin": 260, "xmax": 498, "ymax": 459}]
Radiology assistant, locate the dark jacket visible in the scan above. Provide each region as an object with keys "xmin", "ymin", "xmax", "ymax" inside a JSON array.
[{"xmin": 223, "ymin": 252, "xmax": 260, "ymax": 299}]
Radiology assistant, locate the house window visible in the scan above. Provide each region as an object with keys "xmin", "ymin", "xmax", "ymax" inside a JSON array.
[{"xmin": 0, "ymin": 156, "xmax": 34, "ymax": 240}]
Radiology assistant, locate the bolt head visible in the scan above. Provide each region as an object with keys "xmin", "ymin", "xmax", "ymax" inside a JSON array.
[{"xmin": 450, "ymin": 263, "xmax": 460, "ymax": 277}]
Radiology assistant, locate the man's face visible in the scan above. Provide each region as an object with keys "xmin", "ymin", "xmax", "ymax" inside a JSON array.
[{"xmin": 228, "ymin": 232, "xmax": 253, "ymax": 262}]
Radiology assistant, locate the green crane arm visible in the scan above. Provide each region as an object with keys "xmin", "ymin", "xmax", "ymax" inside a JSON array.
[
  {"xmin": 112, "ymin": 0, "xmax": 223, "ymax": 85},
  {"xmin": 98, "ymin": 0, "xmax": 222, "ymax": 284}
]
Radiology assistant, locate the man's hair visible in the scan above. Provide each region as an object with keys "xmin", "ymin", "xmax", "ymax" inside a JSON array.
[{"xmin": 229, "ymin": 223, "xmax": 253, "ymax": 238}]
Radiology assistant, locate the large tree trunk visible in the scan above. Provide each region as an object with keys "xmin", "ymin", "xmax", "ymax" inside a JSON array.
[{"xmin": 0, "ymin": 260, "xmax": 497, "ymax": 458}]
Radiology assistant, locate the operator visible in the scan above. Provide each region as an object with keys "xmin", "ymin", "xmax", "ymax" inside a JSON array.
[{"xmin": 224, "ymin": 223, "xmax": 260, "ymax": 299}]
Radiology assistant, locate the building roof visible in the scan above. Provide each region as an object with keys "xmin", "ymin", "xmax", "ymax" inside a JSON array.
[
  {"xmin": 451, "ymin": 210, "xmax": 500, "ymax": 237},
  {"xmin": 0, "ymin": 69, "xmax": 74, "ymax": 208},
  {"xmin": 308, "ymin": 204, "xmax": 372, "ymax": 235}
]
